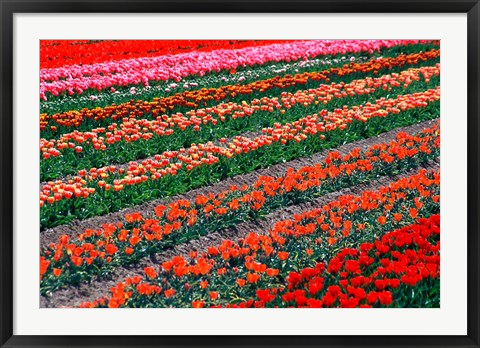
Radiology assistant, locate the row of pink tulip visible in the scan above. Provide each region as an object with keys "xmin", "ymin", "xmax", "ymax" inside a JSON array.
[{"xmin": 40, "ymin": 40, "xmax": 432, "ymax": 99}]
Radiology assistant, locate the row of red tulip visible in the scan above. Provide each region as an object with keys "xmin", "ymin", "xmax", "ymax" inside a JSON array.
[{"xmin": 40, "ymin": 40, "xmax": 294, "ymax": 69}]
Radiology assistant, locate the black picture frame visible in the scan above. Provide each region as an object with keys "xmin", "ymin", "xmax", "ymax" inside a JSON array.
[{"xmin": 1, "ymin": 1, "xmax": 479, "ymax": 347}]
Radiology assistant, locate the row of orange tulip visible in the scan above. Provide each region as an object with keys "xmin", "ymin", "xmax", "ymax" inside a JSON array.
[
  {"xmin": 40, "ymin": 87, "xmax": 440, "ymax": 209},
  {"xmin": 76, "ymin": 169, "xmax": 440, "ymax": 308},
  {"xmin": 40, "ymin": 65, "xmax": 439, "ymax": 160},
  {"xmin": 40, "ymin": 122, "xmax": 439, "ymax": 293},
  {"xmin": 39, "ymin": 49, "xmax": 440, "ymax": 132}
]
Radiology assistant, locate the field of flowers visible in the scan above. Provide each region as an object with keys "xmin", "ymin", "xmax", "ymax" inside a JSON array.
[{"xmin": 40, "ymin": 39, "xmax": 440, "ymax": 308}]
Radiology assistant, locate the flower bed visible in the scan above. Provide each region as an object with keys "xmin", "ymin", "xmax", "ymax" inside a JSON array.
[
  {"xmin": 39, "ymin": 39, "xmax": 441, "ymax": 309},
  {"xmin": 77, "ymin": 171, "xmax": 440, "ymax": 308}
]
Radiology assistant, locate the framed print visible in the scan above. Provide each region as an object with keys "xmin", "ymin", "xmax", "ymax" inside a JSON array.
[{"xmin": 1, "ymin": 0, "xmax": 479, "ymax": 347}]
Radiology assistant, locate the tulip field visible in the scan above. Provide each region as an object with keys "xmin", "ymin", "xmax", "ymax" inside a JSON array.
[{"xmin": 40, "ymin": 40, "xmax": 440, "ymax": 308}]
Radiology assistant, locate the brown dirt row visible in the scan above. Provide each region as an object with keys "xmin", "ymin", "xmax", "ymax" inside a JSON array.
[
  {"xmin": 40, "ymin": 160, "xmax": 439, "ymax": 308},
  {"xmin": 41, "ymin": 119, "xmax": 439, "ymax": 249}
]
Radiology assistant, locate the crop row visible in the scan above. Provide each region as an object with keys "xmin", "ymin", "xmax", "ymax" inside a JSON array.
[
  {"xmin": 229, "ymin": 215, "xmax": 440, "ymax": 308},
  {"xmin": 41, "ymin": 60, "xmax": 440, "ymax": 144},
  {"xmin": 40, "ymin": 48, "xmax": 440, "ymax": 133},
  {"xmin": 40, "ymin": 40, "xmax": 293, "ymax": 69},
  {"xmin": 39, "ymin": 88, "xmax": 440, "ymax": 228},
  {"xmin": 40, "ymin": 122, "xmax": 439, "ymax": 293},
  {"xmin": 40, "ymin": 42, "xmax": 439, "ymax": 115},
  {"xmin": 40, "ymin": 65, "xmax": 440, "ymax": 180},
  {"xmin": 40, "ymin": 40, "xmax": 432, "ymax": 98},
  {"xmin": 75, "ymin": 170, "xmax": 440, "ymax": 308}
]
